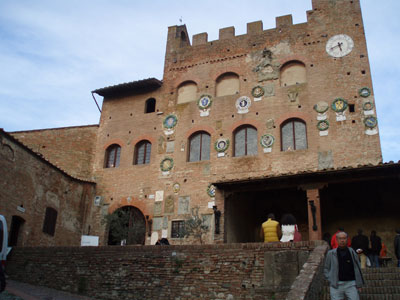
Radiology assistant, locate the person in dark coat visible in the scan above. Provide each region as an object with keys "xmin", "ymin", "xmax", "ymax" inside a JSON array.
[
  {"xmin": 369, "ymin": 230, "xmax": 382, "ymax": 268},
  {"xmin": 394, "ymin": 228, "xmax": 400, "ymax": 268},
  {"xmin": 351, "ymin": 229, "xmax": 369, "ymax": 269}
]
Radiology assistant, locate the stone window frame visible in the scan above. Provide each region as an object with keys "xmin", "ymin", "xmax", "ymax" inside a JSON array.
[
  {"xmin": 134, "ymin": 140, "xmax": 152, "ymax": 165},
  {"xmin": 233, "ymin": 124, "xmax": 258, "ymax": 157},
  {"xmin": 42, "ymin": 207, "xmax": 58, "ymax": 236},
  {"xmin": 187, "ymin": 131, "xmax": 211, "ymax": 162},
  {"xmin": 280, "ymin": 118, "xmax": 308, "ymax": 151},
  {"xmin": 104, "ymin": 144, "xmax": 122, "ymax": 168}
]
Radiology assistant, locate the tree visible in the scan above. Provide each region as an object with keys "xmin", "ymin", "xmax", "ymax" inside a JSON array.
[
  {"xmin": 182, "ymin": 206, "xmax": 209, "ymax": 244},
  {"xmin": 102, "ymin": 206, "xmax": 146, "ymax": 245}
]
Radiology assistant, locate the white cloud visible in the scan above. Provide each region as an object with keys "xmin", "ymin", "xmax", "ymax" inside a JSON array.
[{"xmin": 0, "ymin": 0, "xmax": 399, "ymax": 162}]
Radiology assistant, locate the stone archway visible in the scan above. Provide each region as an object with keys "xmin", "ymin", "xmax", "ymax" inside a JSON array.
[{"xmin": 107, "ymin": 206, "xmax": 146, "ymax": 245}]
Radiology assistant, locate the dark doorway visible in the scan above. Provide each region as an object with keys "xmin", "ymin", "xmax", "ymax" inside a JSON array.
[
  {"xmin": 9, "ymin": 215, "xmax": 25, "ymax": 247},
  {"xmin": 320, "ymin": 178, "xmax": 400, "ymax": 244},
  {"xmin": 224, "ymin": 188, "xmax": 308, "ymax": 243},
  {"xmin": 107, "ymin": 206, "xmax": 146, "ymax": 245}
]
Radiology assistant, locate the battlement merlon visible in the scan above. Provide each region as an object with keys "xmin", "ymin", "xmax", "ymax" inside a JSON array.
[
  {"xmin": 166, "ymin": 24, "xmax": 191, "ymax": 54},
  {"xmin": 167, "ymin": 16, "xmax": 294, "ymax": 51},
  {"xmin": 164, "ymin": 0, "xmax": 363, "ymax": 55}
]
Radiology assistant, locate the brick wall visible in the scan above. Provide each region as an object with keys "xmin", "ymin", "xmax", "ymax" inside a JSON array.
[
  {"xmin": 0, "ymin": 130, "xmax": 97, "ymax": 246},
  {"xmin": 6, "ymin": 241, "xmax": 326, "ymax": 300},
  {"xmin": 286, "ymin": 244, "xmax": 329, "ymax": 300},
  {"xmin": 11, "ymin": 125, "xmax": 98, "ymax": 181}
]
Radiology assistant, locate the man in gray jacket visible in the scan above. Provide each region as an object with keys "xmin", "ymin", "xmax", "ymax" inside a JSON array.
[{"xmin": 324, "ymin": 231, "xmax": 364, "ymax": 300}]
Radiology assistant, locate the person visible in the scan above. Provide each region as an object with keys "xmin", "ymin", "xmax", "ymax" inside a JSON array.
[
  {"xmin": 323, "ymin": 232, "xmax": 332, "ymax": 249},
  {"xmin": 260, "ymin": 213, "xmax": 281, "ymax": 243},
  {"xmin": 395, "ymin": 228, "xmax": 400, "ymax": 268},
  {"xmin": 0, "ymin": 265, "xmax": 5, "ymax": 293},
  {"xmin": 331, "ymin": 227, "xmax": 351, "ymax": 249},
  {"xmin": 156, "ymin": 238, "xmax": 170, "ymax": 245},
  {"xmin": 280, "ymin": 214, "xmax": 300, "ymax": 242},
  {"xmin": 351, "ymin": 229, "xmax": 369, "ymax": 269},
  {"xmin": 324, "ymin": 231, "xmax": 364, "ymax": 300},
  {"xmin": 380, "ymin": 242, "xmax": 387, "ymax": 258},
  {"xmin": 369, "ymin": 230, "xmax": 382, "ymax": 268}
]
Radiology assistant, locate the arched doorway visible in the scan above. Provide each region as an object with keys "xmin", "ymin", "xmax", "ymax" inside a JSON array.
[
  {"xmin": 106, "ymin": 206, "xmax": 146, "ymax": 245},
  {"xmin": 9, "ymin": 215, "xmax": 25, "ymax": 247}
]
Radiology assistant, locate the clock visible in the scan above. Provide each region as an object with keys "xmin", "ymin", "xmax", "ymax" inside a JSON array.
[{"xmin": 326, "ymin": 34, "xmax": 354, "ymax": 58}]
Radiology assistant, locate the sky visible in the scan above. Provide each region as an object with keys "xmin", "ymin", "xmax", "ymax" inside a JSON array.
[{"xmin": 0, "ymin": 0, "xmax": 399, "ymax": 162}]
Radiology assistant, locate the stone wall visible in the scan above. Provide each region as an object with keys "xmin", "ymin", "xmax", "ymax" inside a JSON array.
[
  {"xmin": 286, "ymin": 244, "xmax": 328, "ymax": 300},
  {"xmin": 0, "ymin": 130, "xmax": 98, "ymax": 247},
  {"xmin": 11, "ymin": 125, "xmax": 98, "ymax": 181},
  {"xmin": 6, "ymin": 241, "xmax": 325, "ymax": 300}
]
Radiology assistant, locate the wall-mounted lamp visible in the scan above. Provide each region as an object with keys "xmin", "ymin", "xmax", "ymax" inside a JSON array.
[{"xmin": 309, "ymin": 200, "xmax": 318, "ymax": 231}]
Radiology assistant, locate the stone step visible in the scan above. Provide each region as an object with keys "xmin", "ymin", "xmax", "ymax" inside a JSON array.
[
  {"xmin": 321, "ymin": 291, "xmax": 400, "ymax": 300},
  {"xmin": 361, "ymin": 286, "xmax": 400, "ymax": 294},
  {"xmin": 364, "ymin": 273, "xmax": 400, "ymax": 280},
  {"xmin": 321, "ymin": 285, "xmax": 400, "ymax": 300},
  {"xmin": 363, "ymin": 267, "xmax": 400, "ymax": 274},
  {"xmin": 359, "ymin": 295, "xmax": 400, "ymax": 300},
  {"xmin": 364, "ymin": 280, "xmax": 400, "ymax": 287}
]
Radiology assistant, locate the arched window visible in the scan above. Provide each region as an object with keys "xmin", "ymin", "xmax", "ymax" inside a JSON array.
[
  {"xmin": 188, "ymin": 131, "xmax": 211, "ymax": 162},
  {"xmin": 233, "ymin": 125, "xmax": 257, "ymax": 157},
  {"xmin": 145, "ymin": 98, "xmax": 156, "ymax": 113},
  {"xmin": 216, "ymin": 72, "xmax": 239, "ymax": 97},
  {"xmin": 105, "ymin": 144, "xmax": 121, "ymax": 168},
  {"xmin": 177, "ymin": 81, "xmax": 197, "ymax": 104},
  {"xmin": 280, "ymin": 61, "xmax": 306, "ymax": 87},
  {"xmin": 134, "ymin": 140, "xmax": 152, "ymax": 165},
  {"xmin": 281, "ymin": 119, "xmax": 308, "ymax": 151}
]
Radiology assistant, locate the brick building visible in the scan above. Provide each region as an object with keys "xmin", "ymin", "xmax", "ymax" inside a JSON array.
[
  {"xmin": 0, "ymin": 129, "xmax": 97, "ymax": 247},
  {"xmin": 3, "ymin": 0, "xmax": 400, "ymax": 251}
]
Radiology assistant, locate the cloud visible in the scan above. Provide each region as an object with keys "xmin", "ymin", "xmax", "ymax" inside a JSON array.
[{"xmin": 0, "ymin": 0, "xmax": 398, "ymax": 162}]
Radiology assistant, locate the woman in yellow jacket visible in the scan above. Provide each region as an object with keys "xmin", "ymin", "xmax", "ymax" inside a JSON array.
[{"xmin": 261, "ymin": 213, "xmax": 281, "ymax": 242}]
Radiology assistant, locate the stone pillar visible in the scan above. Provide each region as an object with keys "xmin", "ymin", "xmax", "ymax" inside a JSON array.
[{"xmin": 306, "ymin": 188, "xmax": 322, "ymax": 241}]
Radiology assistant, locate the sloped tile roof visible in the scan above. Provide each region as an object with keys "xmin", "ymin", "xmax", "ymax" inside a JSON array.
[{"xmin": 92, "ymin": 78, "xmax": 162, "ymax": 97}]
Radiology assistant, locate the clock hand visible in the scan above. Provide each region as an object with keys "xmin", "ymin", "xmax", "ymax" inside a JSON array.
[{"xmin": 330, "ymin": 42, "xmax": 344, "ymax": 51}]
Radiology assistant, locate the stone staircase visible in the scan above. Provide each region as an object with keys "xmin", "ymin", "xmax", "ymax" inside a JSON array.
[{"xmin": 320, "ymin": 267, "xmax": 400, "ymax": 300}]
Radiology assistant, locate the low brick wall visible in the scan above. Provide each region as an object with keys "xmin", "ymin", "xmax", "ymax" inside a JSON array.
[
  {"xmin": 286, "ymin": 244, "xmax": 329, "ymax": 300},
  {"xmin": 6, "ymin": 241, "xmax": 325, "ymax": 300}
]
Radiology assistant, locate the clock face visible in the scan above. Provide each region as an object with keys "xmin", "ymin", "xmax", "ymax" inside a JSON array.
[{"xmin": 326, "ymin": 34, "xmax": 354, "ymax": 57}]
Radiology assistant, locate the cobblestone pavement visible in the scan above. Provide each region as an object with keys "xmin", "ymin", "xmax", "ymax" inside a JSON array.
[{"xmin": 2, "ymin": 280, "xmax": 97, "ymax": 300}]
